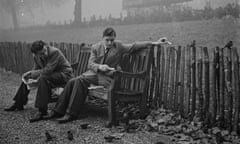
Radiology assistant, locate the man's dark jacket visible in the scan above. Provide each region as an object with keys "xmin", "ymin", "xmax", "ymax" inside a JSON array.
[{"xmin": 33, "ymin": 46, "xmax": 73, "ymax": 81}]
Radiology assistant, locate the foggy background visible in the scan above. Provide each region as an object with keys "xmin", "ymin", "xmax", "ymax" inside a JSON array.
[
  {"xmin": 0, "ymin": 0, "xmax": 239, "ymax": 47},
  {"xmin": 0, "ymin": 0, "xmax": 238, "ymax": 29},
  {"xmin": 0, "ymin": 0, "xmax": 123, "ymax": 29}
]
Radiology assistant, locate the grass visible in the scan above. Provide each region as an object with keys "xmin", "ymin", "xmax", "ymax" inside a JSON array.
[{"xmin": 1, "ymin": 19, "xmax": 239, "ymax": 48}]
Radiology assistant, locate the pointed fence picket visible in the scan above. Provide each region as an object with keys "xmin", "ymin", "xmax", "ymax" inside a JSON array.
[{"xmin": 0, "ymin": 41, "xmax": 240, "ymax": 133}]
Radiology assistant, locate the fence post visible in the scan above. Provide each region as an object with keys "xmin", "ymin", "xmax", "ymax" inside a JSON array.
[
  {"xmin": 26, "ymin": 42, "xmax": 34, "ymax": 72},
  {"xmin": 169, "ymin": 47, "xmax": 176, "ymax": 110},
  {"xmin": 198, "ymin": 47, "xmax": 204, "ymax": 120},
  {"xmin": 0, "ymin": 42, "xmax": 3, "ymax": 68},
  {"xmin": 224, "ymin": 46, "xmax": 233, "ymax": 131},
  {"xmin": 149, "ymin": 45, "xmax": 157, "ymax": 108},
  {"xmin": 159, "ymin": 46, "xmax": 165, "ymax": 107},
  {"xmin": 154, "ymin": 45, "xmax": 162, "ymax": 107},
  {"xmin": 186, "ymin": 45, "xmax": 191, "ymax": 115},
  {"xmin": 10, "ymin": 42, "xmax": 17, "ymax": 73},
  {"xmin": 203, "ymin": 47, "xmax": 210, "ymax": 125},
  {"xmin": 191, "ymin": 41, "xmax": 196, "ymax": 118},
  {"xmin": 212, "ymin": 47, "xmax": 218, "ymax": 124},
  {"xmin": 1, "ymin": 43, "xmax": 6, "ymax": 70},
  {"xmin": 174, "ymin": 46, "xmax": 181, "ymax": 110},
  {"xmin": 15, "ymin": 42, "xmax": 20, "ymax": 74},
  {"xmin": 215, "ymin": 47, "xmax": 221, "ymax": 119},
  {"xmin": 5, "ymin": 42, "xmax": 11, "ymax": 71},
  {"xmin": 232, "ymin": 47, "xmax": 239, "ymax": 133},
  {"xmin": 59, "ymin": 42, "xmax": 66, "ymax": 58},
  {"xmin": 163, "ymin": 47, "xmax": 171, "ymax": 108},
  {"xmin": 179, "ymin": 46, "xmax": 186, "ymax": 116},
  {"xmin": 219, "ymin": 46, "xmax": 225, "ymax": 127}
]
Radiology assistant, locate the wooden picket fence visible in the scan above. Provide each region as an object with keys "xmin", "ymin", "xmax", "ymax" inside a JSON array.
[
  {"xmin": 0, "ymin": 41, "xmax": 240, "ymax": 132},
  {"xmin": 0, "ymin": 42, "xmax": 85, "ymax": 74}
]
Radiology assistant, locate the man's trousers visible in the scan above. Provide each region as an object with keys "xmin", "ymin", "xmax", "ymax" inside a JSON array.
[
  {"xmin": 54, "ymin": 74, "xmax": 99, "ymax": 117},
  {"xmin": 54, "ymin": 72, "xmax": 113, "ymax": 117},
  {"xmin": 13, "ymin": 72, "xmax": 72, "ymax": 111}
]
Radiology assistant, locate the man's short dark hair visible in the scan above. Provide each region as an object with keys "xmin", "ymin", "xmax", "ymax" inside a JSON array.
[
  {"xmin": 103, "ymin": 27, "xmax": 116, "ymax": 37},
  {"xmin": 31, "ymin": 40, "xmax": 46, "ymax": 54}
]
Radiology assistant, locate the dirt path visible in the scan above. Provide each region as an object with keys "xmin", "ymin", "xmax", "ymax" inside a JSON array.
[{"xmin": 0, "ymin": 69, "xmax": 173, "ymax": 144}]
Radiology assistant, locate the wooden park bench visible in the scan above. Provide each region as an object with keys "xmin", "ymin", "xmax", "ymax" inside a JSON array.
[{"xmin": 50, "ymin": 45, "xmax": 154, "ymax": 126}]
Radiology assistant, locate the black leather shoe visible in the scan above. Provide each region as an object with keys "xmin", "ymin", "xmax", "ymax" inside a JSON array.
[
  {"xmin": 4, "ymin": 104, "xmax": 24, "ymax": 111},
  {"xmin": 56, "ymin": 114, "xmax": 77, "ymax": 124},
  {"xmin": 29, "ymin": 112, "xmax": 46, "ymax": 123},
  {"xmin": 44, "ymin": 111, "xmax": 63, "ymax": 120}
]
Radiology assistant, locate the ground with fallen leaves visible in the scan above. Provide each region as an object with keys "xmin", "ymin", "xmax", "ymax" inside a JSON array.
[
  {"xmin": 0, "ymin": 69, "xmax": 172, "ymax": 144},
  {"xmin": 1, "ymin": 68, "xmax": 240, "ymax": 144}
]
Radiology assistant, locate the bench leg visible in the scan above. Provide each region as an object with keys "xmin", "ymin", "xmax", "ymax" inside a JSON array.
[
  {"xmin": 106, "ymin": 91, "xmax": 117, "ymax": 128},
  {"xmin": 139, "ymin": 94, "xmax": 148, "ymax": 119}
]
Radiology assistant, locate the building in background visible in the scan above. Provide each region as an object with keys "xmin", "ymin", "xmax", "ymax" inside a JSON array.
[
  {"xmin": 122, "ymin": 0, "xmax": 238, "ymax": 16},
  {"xmin": 182, "ymin": 0, "xmax": 238, "ymax": 9}
]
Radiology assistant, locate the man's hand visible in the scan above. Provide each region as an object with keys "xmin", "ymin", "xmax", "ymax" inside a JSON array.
[
  {"xmin": 152, "ymin": 37, "xmax": 172, "ymax": 45},
  {"xmin": 30, "ymin": 70, "xmax": 40, "ymax": 79},
  {"xmin": 22, "ymin": 71, "xmax": 32, "ymax": 79},
  {"xmin": 22, "ymin": 70, "xmax": 39, "ymax": 85},
  {"xmin": 98, "ymin": 64, "xmax": 115, "ymax": 72}
]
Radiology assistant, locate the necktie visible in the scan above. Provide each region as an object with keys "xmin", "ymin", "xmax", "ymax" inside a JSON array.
[{"xmin": 103, "ymin": 48, "xmax": 110, "ymax": 64}]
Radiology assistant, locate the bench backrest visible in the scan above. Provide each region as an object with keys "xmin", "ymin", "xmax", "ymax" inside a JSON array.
[
  {"xmin": 116, "ymin": 47, "xmax": 153, "ymax": 93},
  {"xmin": 73, "ymin": 46, "xmax": 153, "ymax": 93},
  {"xmin": 73, "ymin": 48, "xmax": 91, "ymax": 76}
]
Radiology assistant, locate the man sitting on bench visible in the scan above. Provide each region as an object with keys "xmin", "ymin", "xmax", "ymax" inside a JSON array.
[
  {"xmin": 4, "ymin": 40, "xmax": 73, "ymax": 123},
  {"xmin": 46, "ymin": 27, "xmax": 168, "ymax": 123}
]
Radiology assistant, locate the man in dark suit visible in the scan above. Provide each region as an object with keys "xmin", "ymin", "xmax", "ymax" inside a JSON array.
[
  {"xmin": 46, "ymin": 27, "xmax": 168, "ymax": 123},
  {"xmin": 4, "ymin": 40, "xmax": 73, "ymax": 122}
]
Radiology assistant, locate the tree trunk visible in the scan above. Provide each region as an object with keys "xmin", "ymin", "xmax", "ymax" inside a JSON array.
[
  {"xmin": 9, "ymin": 0, "xmax": 19, "ymax": 30},
  {"xmin": 74, "ymin": 0, "xmax": 82, "ymax": 23}
]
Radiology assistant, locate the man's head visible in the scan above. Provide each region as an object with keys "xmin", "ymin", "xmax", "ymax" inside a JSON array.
[
  {"xmin": 31, "ymin": 40, "xmax": 48, "ymax": 57},
  {"xmin": 102, "ymin": 27, "xmax": 116, "ymax": 48}
]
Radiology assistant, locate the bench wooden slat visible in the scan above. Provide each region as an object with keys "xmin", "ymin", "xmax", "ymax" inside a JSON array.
[{"xmin": 88, "ymin": 86, "xmax": 108, "ymax": 100}]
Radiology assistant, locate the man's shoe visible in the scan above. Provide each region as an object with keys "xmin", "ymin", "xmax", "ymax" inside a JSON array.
[
  {"xmin": 29, "ymin": 112, "xmax": 46, "ymax": 123},
  {"xmin": 4, "ymin": 105, "xmax": 24, "ymax": 111},
  {"xmin": 56, "ymin": 114, "xmax": 77, "ymax": 124},
  {"xmin": 44, "ymin": 111, "xmax": 63, "ymax": 120}
]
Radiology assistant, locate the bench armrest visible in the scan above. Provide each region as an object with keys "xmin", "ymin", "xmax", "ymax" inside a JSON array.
[{"xmin": 114, "ymin": 70, "xmax": 147, "ymax": 79}]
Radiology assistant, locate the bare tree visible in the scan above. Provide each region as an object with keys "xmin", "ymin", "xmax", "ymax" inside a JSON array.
[
  {"xmin": 74, "ymin": 0, "xmax": 82, "ymax": 23},
  {"xmin": 0, "ymin": 0, "xmax": 66, "ymax": 30},
  {"xmin": 0, "ymin": 0, "xmax": 19, "ymax": 30}
]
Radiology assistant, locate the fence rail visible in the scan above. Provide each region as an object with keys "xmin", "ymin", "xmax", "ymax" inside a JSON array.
[{"xmin": 0, "ymin": 41, "xmax": 240, "ymax": 132}]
